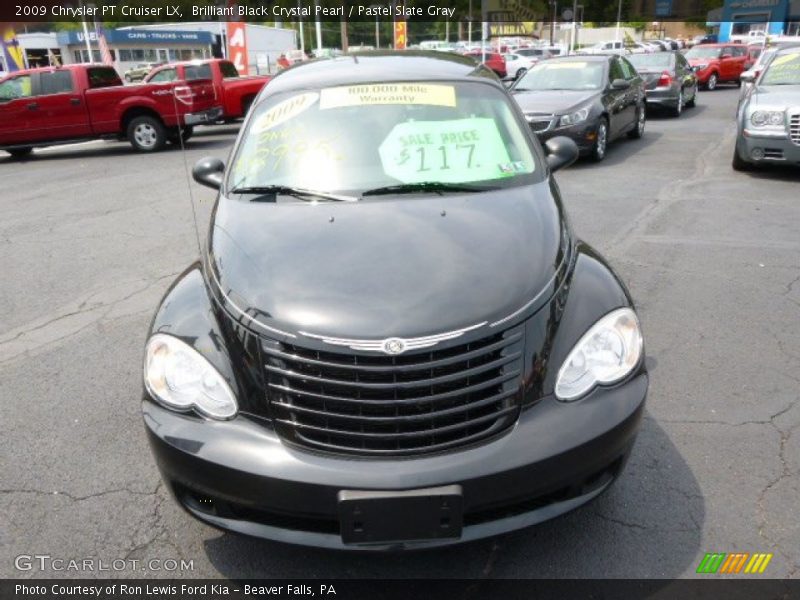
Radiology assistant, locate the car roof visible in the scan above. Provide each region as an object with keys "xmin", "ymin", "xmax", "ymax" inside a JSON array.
[
  {"xmin": 261, "ymin": 51, "xmax": 498, "ymax": 98},
  {"xmin": 553, "ymin": 54, "xmax": 613, "ymax": 62},
  {"xmin": 4, "ymin": 63, "xmax": 113, "ymax": 77}
]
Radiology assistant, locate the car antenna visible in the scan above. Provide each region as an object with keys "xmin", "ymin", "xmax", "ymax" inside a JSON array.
[{"xmin": 172, "ymin": 91, "xmax": 203, "ymax": 256}]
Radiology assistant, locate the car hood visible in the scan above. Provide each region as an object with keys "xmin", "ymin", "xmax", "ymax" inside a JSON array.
[
  {"xmin": 207, "ymin": 182, "xmax": 568, "ymax": 340},
  {"xmin": 512, "ymin": 89, "xmax": 598, "ymax": 115},
  {"xmin": 748, "ymin": 85, "xmax": 800, "ymax": 107}
]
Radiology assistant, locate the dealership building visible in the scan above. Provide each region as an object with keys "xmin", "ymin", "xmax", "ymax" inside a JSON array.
[
  {"xmin": 1, "ymin": 23, "xmax": 295, "ymax": 76},
  {"xmin": 713, "ymin": 0, "xmax": 800, "ymax": 40}
]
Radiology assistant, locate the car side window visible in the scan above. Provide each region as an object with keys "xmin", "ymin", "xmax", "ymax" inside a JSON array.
[
  {"xmin": 149, "ymin": 68, "xmax": 177, "ymax": 83},
  {"xmin": 87, "ymin": 67, "xmax": 122, "ymax": 89},
  {"xmin": 620, "ymin": 58, "xmax": 637, "ymax": 80},
  {"xmin": 184, "ymin": 64, "xmax": 212, "ymax": 80},
  {"xmin": 39, "ymin": 70, "xmax": 74, "ymax": 95},
  {"xmin": 219, "ymin": 61, "xmax": 239, "ymax": 78},
  {"xmin": 609, "ymin": 59, "xmax": 625, "ymax": 83},
  {"xmin": 733, "ymin": 47, "xmax": 747, "ymax": 57},
  {"xmin": 0, "ymin": 75, "xmax": 33, "ymax": 101},
  {"xmin": 676, "ymin": 53, "xmax": 688, "ymax": 70}
]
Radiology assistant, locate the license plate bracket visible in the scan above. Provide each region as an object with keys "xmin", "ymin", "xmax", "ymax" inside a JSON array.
[{"xmin": 338, "ymin": 485, "xmax": 463, "ymax": 545}]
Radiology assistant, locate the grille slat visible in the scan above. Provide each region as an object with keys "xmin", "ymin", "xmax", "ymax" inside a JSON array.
[
  {"xmin": 790, "ymin": 114, "xmax": 800, "ymax": 145},
  {"xmin": 292, "ymin": 419, "xmax": 513, "ymax": 456},
  {"xmin": 264, "ymin": 353, "xmax": 521, "ymax": 390},
  {"xmin": 262, "ymin": 326, "xmax": 524, "ymax": 456},
  {"xmin": 272, "ymin": 388, "xmax": 518, "ymax": 423},
  {"xmin": 261, "ymin": 332, "xmax": 522, "ymax": 372},
  {"xmin": 275, "ymin": 406, "xmax": 518, "ymax": 440},
  {"xmin": 268, "ymin": 369, "xmax": 519, "ymax": 407}
]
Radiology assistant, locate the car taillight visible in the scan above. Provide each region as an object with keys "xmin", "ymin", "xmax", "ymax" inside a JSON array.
[
  {"xmin": 174, "ymin": 85, "xmax": 195, "ymax": 105},
  {"xmin": 657, "ymin": 71, "xmax": 672, "ymax": 86}
]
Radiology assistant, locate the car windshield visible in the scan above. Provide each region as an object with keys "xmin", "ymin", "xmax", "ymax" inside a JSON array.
[
  {"xmin": 760, "ymin": 52, "xmax": 800, "ymax": 85},
  {"xmin": 227, "ymin": 81, "xmax": 538, "ymax": 196},
  {"xmin": 686, "ymin": 47, "xmax": 722, "ymax": 59},
  {"xmin": 628, "ymin": 53, "xmax": 673, "ymax": 69},
  {"xmin": 515, "ymin": 61, "xmax": 604, "ymax": 91}
]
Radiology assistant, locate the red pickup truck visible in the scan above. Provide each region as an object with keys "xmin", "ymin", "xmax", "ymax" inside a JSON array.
[
  {"xmin": 0, "ymin": 64, "xmax": 222, "ymax": 158},
  {"xmin": 145, "ymin": 59, "xmax": 270, "ymax": 120}
]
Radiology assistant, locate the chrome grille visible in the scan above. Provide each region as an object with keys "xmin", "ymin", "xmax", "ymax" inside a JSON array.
[
  {"xmin": 262, "ymin": 326, "xmax": 524, "ymax": 456},
  {"xmin": 790, "ymin": 113, "xmax": 800, "ymax": 145}
]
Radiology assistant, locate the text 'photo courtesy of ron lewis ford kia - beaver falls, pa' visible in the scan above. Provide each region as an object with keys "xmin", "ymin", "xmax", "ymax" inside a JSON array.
[{"xmin": 141, "ymin": 52, "xmax": 647, "ymax": 550}]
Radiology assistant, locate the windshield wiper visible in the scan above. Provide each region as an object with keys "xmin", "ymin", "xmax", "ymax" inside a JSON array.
[
  {"xmin": 228, "ymin": 185, "xmax": 358, "ymax": 202},
  {"xmin": 362, "ymin": 182, "xmax": 495, "ymax": 197}
]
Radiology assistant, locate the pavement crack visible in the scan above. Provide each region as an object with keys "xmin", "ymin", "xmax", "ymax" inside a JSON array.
[
  {"xmin": 481, "ymin": 540, "xmax": 502, "ymax": 578},
  {"xmin": 594, "ymin": 511, "xmax": 649, "ymax": 531},
  {"xmin": 0, "ymin": 487, "xmax": 157, "ymax": 502}
]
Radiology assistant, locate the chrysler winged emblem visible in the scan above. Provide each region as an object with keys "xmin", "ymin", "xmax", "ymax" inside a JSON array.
[
  {"xmin": 381, "ymin": 338, "xmax": 407, "ymax": 355},
  {"xmin": 299, "ymin": 322, "xmax": 487, "ymax": 353}
]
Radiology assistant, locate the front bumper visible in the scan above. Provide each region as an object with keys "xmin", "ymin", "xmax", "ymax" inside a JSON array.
[
  {"xmin": 143, "ymin": 373, "xmax": 647, "ymax": 550},
  {"xmin": 184, "ymin": 106, "xmax": 224, "ymax": 126},
  {"xmin": 738, "ymin": 130, "xmax": 800, "ymax": 165},
  {"xmin": 534, "ymin": 121, "xmax": 600, "ymax": 155}
]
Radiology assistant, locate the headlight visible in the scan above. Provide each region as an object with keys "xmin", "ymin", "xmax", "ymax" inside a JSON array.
[
  {"xmin": 555, "ymin": 308, "xmax": 643, "ymax": 401},
  {"xmin": 144, "ymin": 333, "xmax": 238, "ymax": 419},
  {"xmin": 750, "ymin": 110, "xmax": 785, "ymax": 127},
  {"xmin": 559, "ymin": 107, "xmax": 590, "ymax": 127}
]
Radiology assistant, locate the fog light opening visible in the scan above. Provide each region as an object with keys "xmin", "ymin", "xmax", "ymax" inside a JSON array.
[
  {"xmin": 182, "ymin": 490, "xmax": 219, "ymax": 516},
  {"xmin": 751, "ymin": 147, "xmax": 765, "ymax": 160}
]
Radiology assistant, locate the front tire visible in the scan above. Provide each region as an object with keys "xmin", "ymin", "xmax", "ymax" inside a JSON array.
[
  {"xmin": 705, "ymin": 73, "xmax": 718, "ymax": 90},
  {"xmin": 127, "ymin": 115, "xmax": 167, "ymax": 152},
  {"xmin": 591, "ymin": 118, "xmax": 609, "ymax": 162},
  {"xmin": 628, "ymin": 106, "xmax": 646, "ymax": 139},
  {"xmin": 671, "ymin": 90, "xmax": 684, "ymax": 117},
  {"xmin": 167, "ymin": 125, "xmax": 194, "ymax": 145},
  {"xmin": 732, "ymin": 145, "xmax": 753, "ymax": 171}
]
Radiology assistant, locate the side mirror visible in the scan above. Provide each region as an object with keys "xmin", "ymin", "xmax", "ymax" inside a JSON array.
[
  {"xmin": 611, "ymin": 78, "xmax": 631, "ymax": 90},
  {"xmin": 545, "ymin": 136, "xmax": 579, "ymax": 172},
  {"xmin": 740, "ymin": 72, "xmax": 755, "ymax": 83},
  {"xmin": 192, "ymin": 157, "xmax": 225, "ymax": 190}
]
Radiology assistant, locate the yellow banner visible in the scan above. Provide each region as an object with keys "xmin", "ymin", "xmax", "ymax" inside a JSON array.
[{"xmin": 319, "ymin": 83, "xmax": 456, "ymax": 110}]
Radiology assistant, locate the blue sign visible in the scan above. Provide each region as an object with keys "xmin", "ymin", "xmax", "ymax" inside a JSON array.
[
  {"xmin": 655, "ymin": 0, "xmax": 673, "ymax": 16},
  {"xmin": 58, "ymin": 29, "xmax": 213, "ymax": 46}
]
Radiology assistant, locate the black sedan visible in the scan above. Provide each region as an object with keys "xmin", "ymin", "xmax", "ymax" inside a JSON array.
[
  {"xmin": 511, "ymin": 54, "xmax": 647, "ymax": 161},
  {"xmin": 628, "ymin": 51, "xmax": 698, "ymax": 117},
  {"xmin": 142, "ymin": 51, "xmax": 647, "ymax": 550}
]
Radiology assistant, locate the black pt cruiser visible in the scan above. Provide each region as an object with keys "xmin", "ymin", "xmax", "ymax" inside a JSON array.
[{"xmin": 142, "ymin": 51, "xmax": 648, "ymax": 550}]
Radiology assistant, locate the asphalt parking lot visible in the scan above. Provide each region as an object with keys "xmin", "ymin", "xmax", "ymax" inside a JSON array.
[{"xmin": 1, "ymin": 85, "xmax": 798, "ymax": 580}]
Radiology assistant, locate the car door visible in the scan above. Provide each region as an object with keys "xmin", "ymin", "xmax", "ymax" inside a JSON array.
[
  {"xmin": 605, "ymin": 58, "xmax": 629, "ymax": 138},
  {"xmin": 29, "ymin": 70, "xmax": 91, "ymax": 141},
  {"xmin": 620, "ymin": 57, "xmax": 642, "ymax": 126},
  {"xmin": 719, "ymin": 47, "xmax": 737, "ymax": 80},
  {"xmin": 732, "ymin": 46, "xmax": 749, "ymax": 78},
  {"xmin": 0, "ymin": 74, "xmax": 34, "ymax": 145}
]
